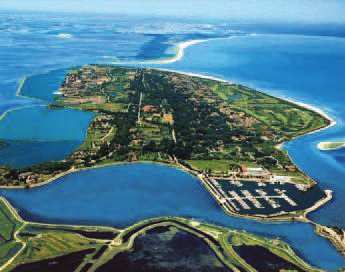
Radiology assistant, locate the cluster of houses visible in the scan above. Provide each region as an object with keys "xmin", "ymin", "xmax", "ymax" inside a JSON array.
[
  {"xmin": 70, "ymin": 114, "xmax": 114, "ymax": 165},
  {"xmin": 141, "ymin": 104, "xmax": 174, "ymax": 125},
  {"xmin": 60, "ymin": 66, "xmax": 110, "ymax": 98},
  {"xmin": 18, "ymin": 172, "xmax": 40, "ymax": 185}
]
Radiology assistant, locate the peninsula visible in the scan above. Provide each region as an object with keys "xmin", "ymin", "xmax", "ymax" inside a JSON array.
[{"xmin": 0, "ymin": 65, "xmax": 331, "ymax": 220}]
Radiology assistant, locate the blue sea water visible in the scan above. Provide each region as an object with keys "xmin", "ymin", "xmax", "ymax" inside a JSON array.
[
  {"xmin": 20, "ymin": 68, "xmax": 67, "ymax": 102},
  {"xmin": 1, "ymin": 11, "xmax": 345, "ymax": 270},
  {"xmin": 156, "ymin": 34, "xmax": 345, "ymax": 228}
]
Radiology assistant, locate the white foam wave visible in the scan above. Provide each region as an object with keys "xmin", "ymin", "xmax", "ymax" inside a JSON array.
[{"xmin": 56, "ymin": 33, "xmax": 73, "ymax": 39}]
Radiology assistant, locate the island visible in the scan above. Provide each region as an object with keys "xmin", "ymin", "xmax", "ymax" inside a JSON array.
[
  {"xmin": 0, "ymin": 197, "xmax": 322, "ymax": 272},
  {"xmin": 0, "ymin": 65, "xmax": 332, "ymax": 221},
  {"xmin": 317, "ymin": 141, "xmax": 345, "ymax": 151}
]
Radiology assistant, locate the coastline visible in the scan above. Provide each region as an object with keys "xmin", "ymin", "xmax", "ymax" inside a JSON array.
[
  {"xmin": 0, "ymin": 38, "xmax": 342, "ymax": 254},
  {"xmin": 0, "ymin": 104, "xmax": 45, "ymax": 122},
  {"xmin": 156, "ymin": 67, "xmax": 231, "ymax": 83},
  {"xmin": 0, "ymin": 157, "xmax": 331, "ymax": 223},
  {"xmin": 0, "ymin": 196, "xmax": 119, "ymax": 232},
  {"xmin": 0, "ymin": 75, "xmax": 332, "ymax": 191},
  {"xmin": 0, "ymin": 63, "xmax": 336, "ymax": 219},
  {"xmin": 281, "ymin": 97, "xmax": 336, "ymax": 134},
  {"xmin": 148, "ymin": 39, "xmax": 208, "ymax": 64},
  {"xmin": 175, "ymin": 70, "xmax": 336, "ymax": 131},
  {"xmin": 156, "ymin": 37, "xmax": 336, "ymax": 132},
  {"xmin": 0, "ymin": 160, "xmax": 194, "ymax": 189},
  {"xmin": 0, "ymin": 197, "xmax": 320, "ymax": 272}
]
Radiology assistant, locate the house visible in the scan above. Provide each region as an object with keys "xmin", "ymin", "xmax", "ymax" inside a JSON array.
[
  {"xmin": 143, "ymin": 105, "xmax": 158, "ymax": 113},
  {"xmin": 240, "ymin": 165, "xmax": 271, "ymax": 179}
]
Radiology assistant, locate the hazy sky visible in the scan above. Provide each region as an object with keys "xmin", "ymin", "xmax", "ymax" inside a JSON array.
[{"xmin": 2, "ymin": 0, "xmax": 345, "ymax": 24}]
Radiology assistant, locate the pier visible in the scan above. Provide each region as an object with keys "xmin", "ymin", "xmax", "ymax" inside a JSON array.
[{"xmin": 197, "ymin": 173, "xmax": 307, "ymax": 217}]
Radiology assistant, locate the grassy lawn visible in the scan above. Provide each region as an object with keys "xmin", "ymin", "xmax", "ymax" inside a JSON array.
[
  {"xmin": 0, "ymin": 242, "xmax": 22, "ymax": 266},
  {"xmin": 0, "ymin": 199, "xmax": 23, "ymax": 268},
  {"xmin": 75, "ymin": 102, "xmax": 127, "ymax": 113},
  {"xmin": 186, "ymin": 159, "xmax": 235, "ymax": 173},
  {"xmin": 210, "ymin": 82, "xmax": 328, "ymax": 137},
  {"xmin": 0, "ymin": 200, "xmax": 22, "ymax": 241},
  {"xmin": 13, "ymin": 229, "xmax": 99, "ymax": 266},
  {"xmin": 0, "ymin": 210, "xmax": 15, "ymax": 242}
]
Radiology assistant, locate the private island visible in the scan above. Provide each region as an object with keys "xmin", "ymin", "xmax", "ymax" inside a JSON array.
[
  {"xmin": 0, "ymin": 65, "xmax": 333, "ymax": 221},
  {"xmin": 0, "ymin": 66, "xmax": 344, "ymax": 268}
]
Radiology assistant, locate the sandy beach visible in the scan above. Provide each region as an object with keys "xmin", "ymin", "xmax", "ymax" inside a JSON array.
[
  {"xmin": 156, "ymin": 67, "xmax": 231, "ymax": 83},
  {"xmin": 151, "ymin": 39, "xmax": 208, "ymax": 64}
]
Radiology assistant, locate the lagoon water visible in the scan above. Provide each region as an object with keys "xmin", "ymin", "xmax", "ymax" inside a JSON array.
[
  {"xmin": 1, "ymin": 163, "xmax": 344, "ymax": 269},
  {"xmin": 0, "ymin": 105, "xmax": 93, "ymax": 167},
  {"xmin": 1, "ymin": 11, "xmax": 345, "ymax": 270}
]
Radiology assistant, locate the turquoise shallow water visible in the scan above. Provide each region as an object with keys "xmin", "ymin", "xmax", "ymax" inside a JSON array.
[{"xmin": 1, "ymin": 163, "xmax": 344, "ymax": 270}]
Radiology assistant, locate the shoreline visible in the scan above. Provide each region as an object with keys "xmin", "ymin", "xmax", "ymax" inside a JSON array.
[
  {"xmin": 154, "ymin": 37, "xmax": 336, "ymax": 131},
  {"xmin": 0, "ymin": 197, "xmax": 320, "ymax": 272},
  {"xmin": 0, "ymin": 37, "xmax": 343, "ymax": 266},
  {"xmin": 0, "ymin": 196, "xmax": 119, "ymax": 232},
  {"xmin": 148, "ymin": 39, "xmax": 208, "ymax": 64},
  {"xmin": 0, "ymin": 158, "xmax": 332, "ymax": 224},
  {"xmin": 0, "ymin": 65, "xmax": 336, "ymax": 221},
  {"xmin": 0, "ymin": 104, "xmax": 45, "ymax": 123},
  {"xmin": 281, "ymin": 97, "xmax": 336, "ymax": 134},
  {"xmin": 0, "ymin": 160, "xmax": 194, "ymax": 189},
  {"xmin": 0, "ymin": 38, "xmax": 341, "ymax": 236},
  {"xmin": 111, "ymin": 39, "xmax": 209, "ymax": 66},
  {"xmin": 165, "ymin": 69, "xmax": 336, "ymax": 131},
  {"xmin": 15, "ymin": 76, "xmax": 27, "ymax": 96}
]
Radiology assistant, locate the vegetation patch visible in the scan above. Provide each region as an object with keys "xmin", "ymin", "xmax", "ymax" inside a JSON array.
[{"xmin": 0, "ymin": 66, "xmax": 328, "ymax": 187}]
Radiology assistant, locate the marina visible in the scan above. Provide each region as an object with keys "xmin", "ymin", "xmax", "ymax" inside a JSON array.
[{"xmin": 199, "ymin": 169, "xmax": 325, "ymax": 217}]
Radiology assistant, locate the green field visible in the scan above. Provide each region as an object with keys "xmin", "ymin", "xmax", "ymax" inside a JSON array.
[
  {"xmin": 209, "ymin": 82, "xmax": 327, "ymax": 137},
  {"xmin": 186, "ymin": 159, "xmax": 237, "ymax": 173},
  {"xmin": 0, "ymin": 198, "xmax": 23, "ymax": 268}
]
